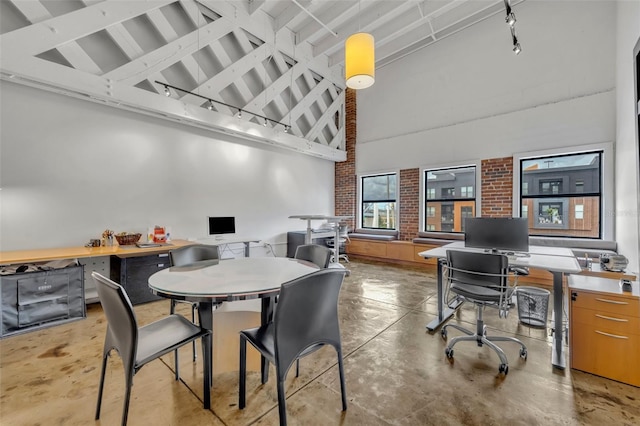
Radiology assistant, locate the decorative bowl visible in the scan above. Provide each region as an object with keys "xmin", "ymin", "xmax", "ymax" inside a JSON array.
[{"xmin": 115, "ymin": 233, "xmax": 142, "ymax": 246}]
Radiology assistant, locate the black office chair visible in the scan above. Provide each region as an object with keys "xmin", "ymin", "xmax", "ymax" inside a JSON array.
[
  {"xmin": 441, "ymin": 250, "xmax": 527, "ymax": 375},
  {"xmin": 293, "ymin": 243, "xmax": 332, "ymax": 268},
  {"xmin": 168, "ymin": 244, "xmax": 220, "ymax": 363},
  {"xmin": 92, "ymin": 272, "xmax": 210, "ymax": 426},
  {"xmin": 239, "ymin": 268, "xmax": 349, "ymax": 426}
]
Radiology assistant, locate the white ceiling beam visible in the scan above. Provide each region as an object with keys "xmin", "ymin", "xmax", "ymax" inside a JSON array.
[
  {"xmin": 1, "ymin": 0, "xmax": 174, "ymax": 56},
  {"xmin": 305, "ymin": 92, "xmax": 342, "ymax": 143},
  {"xmin": 10, "ymin": 0, "xmax": 103, "ymax": 75},
  {"xmin": 103, "ymin": 18, "xmax": 232, "ymax": 85},
  {"xmin": 248, "ymin": 0, "xmax": 266, "ymax": 15}
]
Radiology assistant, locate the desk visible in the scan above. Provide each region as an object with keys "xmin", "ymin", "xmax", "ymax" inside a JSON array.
[
  {"xmin": 194, "ymin": 236, "xmax": 260, "ymax": 258},
  {"xmin": 148, "ymin": 257, "xmax": 319, "ymax": 409},
  {"xmin": 288, "ymin": 215, "xmax": 352, "ymax": 262},
  {"xmin": 419, "ymin": 242, "xmax": 581, "ymax": 370}
]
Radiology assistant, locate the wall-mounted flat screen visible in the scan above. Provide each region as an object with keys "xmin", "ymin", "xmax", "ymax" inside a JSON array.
[
  {"xmin": 464, "ymin": 217, "xmax": 529, "ymax": 253},
  {"xmin": 208, "ymin": 217, "xmax": 235, "ymax": 235}
]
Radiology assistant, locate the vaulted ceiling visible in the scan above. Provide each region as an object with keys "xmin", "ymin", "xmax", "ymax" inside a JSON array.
[{"xmin": 0, "ymin": 0, "xmax": 517, "ymax": 160}]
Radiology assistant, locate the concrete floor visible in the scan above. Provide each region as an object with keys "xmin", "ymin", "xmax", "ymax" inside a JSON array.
[{"xmin": 1, "ymin": 259, "xmax": 638, "ymax": 425}]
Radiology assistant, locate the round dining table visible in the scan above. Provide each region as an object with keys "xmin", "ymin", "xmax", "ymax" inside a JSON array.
[{"xmin": 148, "ymin": 256, "xmax": 319, "ymax": 409}]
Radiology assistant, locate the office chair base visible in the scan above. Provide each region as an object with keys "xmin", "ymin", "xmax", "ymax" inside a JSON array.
[{"xmin": 442, "ymin": 323, "xmax": 527, "ymax": 375}]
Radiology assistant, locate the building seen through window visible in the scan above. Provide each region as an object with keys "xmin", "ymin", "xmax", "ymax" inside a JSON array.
[
  {"xmin": 361, "ymin": 173, "xmax": 397, "ymax": 229},
  {"xmin": 424, "ymin": 166, "xmax": 476, "ymax": 232},
  {"xmin": 520, "ymin": 151, "xmax": 601, "ymax": 238}
]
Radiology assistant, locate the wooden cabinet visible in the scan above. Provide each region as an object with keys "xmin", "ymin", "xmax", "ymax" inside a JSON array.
[
  {"xmin": 569, "ymin": 275, "xmax": 640, "ymax": 387},
  {"xmin": 347, "ymin": 239, "xmax": 388, "ymax": 258},
  {"xmin": 110, "ymin": 253, "xmax": 171, "ymax": 305}
]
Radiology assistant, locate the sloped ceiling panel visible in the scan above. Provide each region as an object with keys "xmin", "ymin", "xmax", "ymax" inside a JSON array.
[{"xmin": 0, "ymin": 0, "xmax": 520, "ymax": 160}]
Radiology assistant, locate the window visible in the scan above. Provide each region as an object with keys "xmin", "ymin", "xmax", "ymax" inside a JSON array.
[
  {"xmin": 361, "ymin": 173, "xmax": 397, "ymax": 229},
  {"xmin": 521, "ymin": 151, "xmax": 602, "ymax": 238},
  {"xmin": 424, "ymin": 166, "xmax": 476, "ymax": 233},
  {"xmin": 426, "ymin": 188, "xmax": 435, "ymax": 199}
]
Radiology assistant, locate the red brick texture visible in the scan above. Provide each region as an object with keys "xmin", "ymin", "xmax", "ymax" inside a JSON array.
[
  {"xmin": 481, "ymin": 157, "xmax": 513, "ymax": 217},
  {"xmin": 335, "ymin": 89, "xmax": 357, "ymax": 230},
  {"xmin": 399, "ymin": 168, "xmax": 419, "ymax": 240}
]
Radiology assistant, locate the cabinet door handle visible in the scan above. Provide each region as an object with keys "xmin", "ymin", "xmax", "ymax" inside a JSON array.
[
  {"xmin": 158, "ymin": 253, "xmax": 169, "ymax": 258},
  {"xmin": 595, "ymin": 314, "xmax": 628, "ymax": 322},
  {"xmin": 595, "ymin": 330, "xmax": 628, "ymax": 339},
  {"xmin": 595, "ymin": 298, "xmax": 628, "ymax": 305},
  {"xmin": 158, "ymin": 263, "xmax": 165, "ymax": 268}
]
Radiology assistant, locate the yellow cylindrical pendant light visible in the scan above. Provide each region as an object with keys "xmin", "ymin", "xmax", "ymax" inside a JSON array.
[{"xmin": 345, "ymin": 32, "xmax": 375, "ymax": 89}]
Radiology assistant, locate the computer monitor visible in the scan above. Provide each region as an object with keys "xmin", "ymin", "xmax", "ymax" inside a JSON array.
[
  {"xmin": 464, "ymin": 217, "xmax": 529, "ymax": 253},
  {"xmin": 208, "ymin": 216, "xmax": 235, "ymax": 235}
]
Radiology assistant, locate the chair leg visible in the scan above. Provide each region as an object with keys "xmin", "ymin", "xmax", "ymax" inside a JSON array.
[
  {"xmin": 95, "ymin": 353, "xmax": 108, "ymax": 420},
  {"xmin": 336, "ymin": 347, "xmax": 348, "ymax": 411},
  {"xmin": 121, "ymin": 375, "xmax": 134, "ymax": 426},
  {"xmin": 191, "ymin": 304, "xmax": 197, "ymax": 362},
  {"xmin": 171, "ymin": 300, "xmax": 180, "ymax": 380},
  {"xmin": 239, "ymin": 336, "xmax": 247, "ymax": 409},
  {"xmin": 295, "ymin": 359, "xmax": 300, "ymax": 377},
  {"xmin": 276, "ymin": 379, "xmax": 288, "ymax": 426}
]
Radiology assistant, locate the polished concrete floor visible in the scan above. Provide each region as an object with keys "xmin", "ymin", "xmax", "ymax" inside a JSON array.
[{"xmin": 1, "ymin": 259, "xmax": 639, "ymax": 425}]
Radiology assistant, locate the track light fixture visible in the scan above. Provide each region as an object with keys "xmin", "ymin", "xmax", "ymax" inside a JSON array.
[
  {"xmin": 503, "ymin": 0, "xmax": 521, "ymax": 55},
  {"xmin": 156, "ymin": 81, "xmax": 291, "ymax": 133}
]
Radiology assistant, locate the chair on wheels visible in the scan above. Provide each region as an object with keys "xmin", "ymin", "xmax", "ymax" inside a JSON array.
[
  {"xmin": 92, "ymin": 272, "xmax": 210, "ymax": 426},
  {"xmin": 239, "ymin": 269, "xmax": 349, "ymax": 426},
  {"xmin": 440, "ymin": 250, "xmax": 527, "ymax": 375},
  {"xmin": 168, "ymin": 244, "xmax": 220, "ymax": 364},
  {"xmin": 326, "ymin": 223, "xmax": 350, "ymax": 263},
  {"xmin": 293, "ymin": 243, "xmax": 332, "ymax": 268}
]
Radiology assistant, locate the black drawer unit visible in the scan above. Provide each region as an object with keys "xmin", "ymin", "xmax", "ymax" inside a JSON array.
[
  {"xmin": 1, "ymin": 265, "xmax": 85, "ymax": 337},
  {"xmin": 110, "ymin": 253, "xmax": 170, "ymax": 305}
]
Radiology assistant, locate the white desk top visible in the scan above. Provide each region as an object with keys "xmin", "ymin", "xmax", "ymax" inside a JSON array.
[
  {"xmin": 289, "ymin": 215, "xmax": 352, "ymax": 223},
  {"xmin": 419, "ymin": 241, "xmax": 581, "ymax": 274},
  {"xmin": 149, "ymin": 257, "xmax": 318, "ymax": 300}
]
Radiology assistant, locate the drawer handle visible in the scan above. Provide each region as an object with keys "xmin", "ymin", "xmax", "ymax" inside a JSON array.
[
  {"xmin": 595, "ymin": 330, "xmax": 628, "ymax": 339},
  {"xmin": 595, "ymin": 298, "xmax": 628, "ymax": 305},
  {"xmin": 595, "ymin": 314, "xmax": 628, "ymax": 322},
  {"xmin": 158, "ymin": 253, "xmax": 169, "ymax": 258},
  {"xmin": 158, "ymin": 263, "xmax": 165, "ymax": 268}
]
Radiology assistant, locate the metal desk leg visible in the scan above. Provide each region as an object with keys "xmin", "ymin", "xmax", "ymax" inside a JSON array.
[
  {"xmin": 551, "ymin": 271, "xmax": 566, "ymax": 369},
  {"xmin": 426, "ymin": 259, "xmax": 463, "ymax": 331},
  {"xmin": 197, "ymin": 302, "xmax": 213, "ymax": 409},
  {"xmin": 260, "ymin": 296, "xmax": 275, "ymax": 383},
  {"xmin": 305, "ymin": 219, "xmax": 312, "ymax": 244},
  {"xmin": 243, "ymin": 242, "xmax": 251, "ymax": 257}
]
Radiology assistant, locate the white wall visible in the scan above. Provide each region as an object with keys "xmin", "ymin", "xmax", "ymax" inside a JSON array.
[
  {"xmin": 615, "ymin": 0, "xmax": 640, "ymax": 274},
  {"xmin": 0, "ymin": 82, "xmax": 335, "ymax": 252}
]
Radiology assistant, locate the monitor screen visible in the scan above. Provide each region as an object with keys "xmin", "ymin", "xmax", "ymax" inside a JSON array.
[
  {"xmin": 208, "ymin": 217, "xmax": 235, "ymax": 235},
  {"xmin": 464, "ymin": 217, "xmax": 529, "ymax": 253}
]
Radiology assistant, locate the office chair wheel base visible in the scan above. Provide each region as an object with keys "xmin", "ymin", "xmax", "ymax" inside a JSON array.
[
  {"xmin": 445, "ymin": 347, "xmax": 454, "ymax": 359},
  {"xmin": 519, "ymin": 348, "xmax": 528, "ymax": 360},
  {"xmin": 441, "ymin": 328, "xmax": 447, "ymax": 340},
  {"xmin": 499, "ymin": 364, "xmax": 509, "ymax": 375}
]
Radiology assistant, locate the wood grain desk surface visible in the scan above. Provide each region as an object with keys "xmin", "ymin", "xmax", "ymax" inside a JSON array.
[{"xmin": 0, "ymin": 239, "xmax": 194, "ymax": 265}]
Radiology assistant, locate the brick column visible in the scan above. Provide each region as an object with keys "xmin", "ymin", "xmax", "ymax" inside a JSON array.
[
  {"xmin": 481, "ymin": 157, "xmax": 513, "ymax": 217},
  {"xmin": 399, "ymin": 168, "xmax": 419, "ymax": 240},
  {"xmin": 335, "ymin": 89, "xmax": 357, "ymax": 230}
]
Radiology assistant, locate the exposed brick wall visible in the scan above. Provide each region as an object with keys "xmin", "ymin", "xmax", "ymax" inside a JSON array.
[
  {"xmin": 399, "ymin": 168, "xmax": 419, "ymax": 240},
  {"xmin": 481, "ymin": 157, "xmax": 513, "ymax": 217},
  {"xmin": 335, "ymin": 89, "xmax": 357, "ymax": 230}
]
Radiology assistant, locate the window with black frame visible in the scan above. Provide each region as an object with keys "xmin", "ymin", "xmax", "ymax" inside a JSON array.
[
  {"xmin": 424, "ymin": 166, "xmax": 476, "ymax": 233},
  {"xmin": 520, "ymin": 151, "xmax": 602, "ymax": 238},
  {"xmin": 361, "ymin": 173, "xmax": 397, "ymax": 229}
]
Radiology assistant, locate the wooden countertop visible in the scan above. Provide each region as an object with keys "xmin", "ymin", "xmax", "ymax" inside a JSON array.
[{"xmin": 0, "ymin": 239, "xmax": 194, "ymax": 265}]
